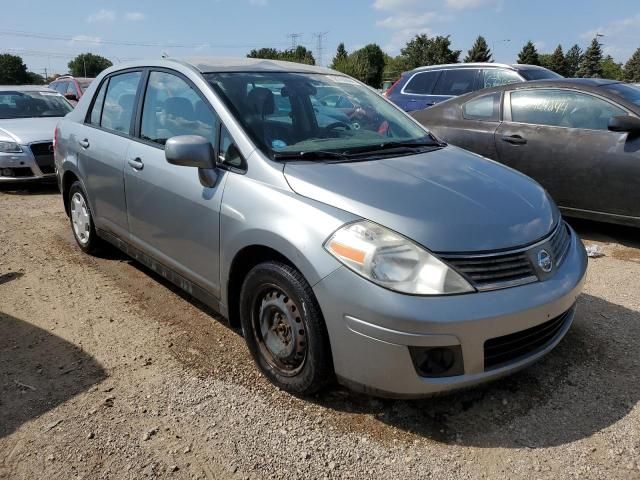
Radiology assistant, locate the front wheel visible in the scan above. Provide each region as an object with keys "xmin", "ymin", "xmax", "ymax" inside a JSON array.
[{"xmin": 239, "ymin": 261, "xmax": 333, "ymax": 395}]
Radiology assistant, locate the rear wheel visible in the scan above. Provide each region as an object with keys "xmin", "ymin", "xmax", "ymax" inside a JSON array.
[
  {"xmin": 68, "ymin": 181, "xmax": 101, "ymax": 254},
  {"xmin": 239, "ymin": 261, "xmax": 333, "ymax": 395}
]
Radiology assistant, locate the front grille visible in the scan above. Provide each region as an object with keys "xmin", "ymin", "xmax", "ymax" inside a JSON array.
[
  {"xmin": 29, "ymin": 142, "xmax": 54, "ymax": 172},
  {"xmin": 440, "ymin": 222, "xmax": 572, "ymax": 291},
  {"xmin": 484, "ymin": 307, "xmax": 574, "ymax": 370}
]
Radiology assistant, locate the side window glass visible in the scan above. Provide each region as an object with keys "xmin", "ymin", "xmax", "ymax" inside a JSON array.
[
  {"xmin": 463, "ymin": 92, "xmax": 501, "ymax": 121},
  {"xmin": 55, "ymin": 81, "xmax": 68, "ymax": 94},
  {"xmin": 100, "ymin": 71, "xmax": 141, "ymax": 134},
  {"xmin": 66, "ymin": 82, "xmax": 78, "ymax": 97},
  {"xmin": 403, "ymin": 71, "xmax": 439, "ymax": 95},
  {"xmin": 511, "ymin": 89, "xmax": 626, "ymax": 130},
  {"xmin": 219, "ymin": 126, "xmax": 244, "ymax": 169},
  {"xmin": 141, "ymin": 71, "xmax": 217, "ymax": 146},
  {"xmin": 482, "ymin": 69, "xmax": 522, "ymax": 88},
  {"xmin": 434, "ymin": 69, "xmax": 478, "ymax": 96},
  {"xmin": 88, "ymin": 79, "xmax": 108, "ymax": 125}
]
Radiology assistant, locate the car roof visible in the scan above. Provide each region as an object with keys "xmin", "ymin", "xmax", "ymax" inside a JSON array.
[
  {"xmin": 51, "ymin": 75, "xmax": 94, "ymax": 81},
  {"xmin": 103, "ymin": 57, "xmax": 339, "ymax": 76},
  {"xmin": 407, "ymin": 63, "xmax": 549, "ymax": 73},
  {"xmin": 0, "ymin": 85, "xmax": 58, "ymax": 92}
]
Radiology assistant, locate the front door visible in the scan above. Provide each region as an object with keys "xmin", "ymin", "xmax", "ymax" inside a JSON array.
[
  {"xmin": 496, "ymin": 87, "xmax": 640, "ymax": 218},
  {"xmin": 124, "ymin": 70, "xmax": 226, "ymax": 296}
]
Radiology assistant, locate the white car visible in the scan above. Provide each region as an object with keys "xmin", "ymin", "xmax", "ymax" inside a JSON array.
[{"xmin": 0, "ymin": 85, "xmax": 72, "ymax": 182}]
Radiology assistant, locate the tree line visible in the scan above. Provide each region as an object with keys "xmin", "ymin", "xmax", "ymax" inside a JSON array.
[
  {"xmin": 245, "ymin": 35, "xmax": 640, "ymax": 89},
  {"xmin": 0, "ymin": 52, "xmax": 113, "ymax": 85}
]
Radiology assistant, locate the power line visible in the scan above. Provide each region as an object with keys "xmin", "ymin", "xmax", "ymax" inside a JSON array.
[
  {"xmin": 287, "ymin": 33, "xmax": 303, "ymax": 49},
  {"xmin": 0, "ymin": 29, "xmax": 292, "ymax": 50},
  {"xmin": 312, "ymin": 32, "xmax": 329, "ymax": 67}
]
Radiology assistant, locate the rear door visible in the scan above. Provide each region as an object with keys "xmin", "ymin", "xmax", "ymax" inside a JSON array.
[
  {"xmin": 79, "ymin": 70, "xmax": 142, "ymax": 238},
  {"xmin": 124, "ymin": 69, "xmax": 226, "ymax": 296},
  {"xmin": 495, "ymin": 87, "xmax": 640, "ymax": 217}
]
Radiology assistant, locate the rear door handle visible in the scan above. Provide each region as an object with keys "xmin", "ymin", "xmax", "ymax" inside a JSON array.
[
  {"xmin": 78, "ymin": 139, "xmax": 90, "ymax": 149},
  {"xmin": 127, "ymin": 157, "xmax": 144, "ymax": 171},
  {"xmin": 501, "ymin": 135, "xmax": 527, "ymax": 145}
]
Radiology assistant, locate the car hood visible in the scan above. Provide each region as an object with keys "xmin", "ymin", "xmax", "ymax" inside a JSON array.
[
  {"xmin": 0, "ymin": 117, "xmax": 61, "ymax": 144},
  {"xmin": 283, "ymin": 146, "xmax": 558, "ymax": 253}
]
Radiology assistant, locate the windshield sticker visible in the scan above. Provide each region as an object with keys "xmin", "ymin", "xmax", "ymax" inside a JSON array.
[{"xmin": 272, "ymin": 139, "xmax": 288, "ymax": 149}]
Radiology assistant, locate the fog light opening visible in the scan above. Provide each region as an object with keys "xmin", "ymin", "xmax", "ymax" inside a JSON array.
[{"xmin": 409, "ymin": 345, "xmax": 464, "ymax": 378}]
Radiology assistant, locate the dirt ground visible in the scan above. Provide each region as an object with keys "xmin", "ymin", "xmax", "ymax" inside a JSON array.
[{"xmin": 0, "ymin": 183, "xmax": 639, "ymax": 480}]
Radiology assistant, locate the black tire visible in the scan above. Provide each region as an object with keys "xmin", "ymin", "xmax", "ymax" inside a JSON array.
[
  {"xmin": 239, "ymin": 261, "xmax": 333, "ymax": 395},
  {"xmin": 68, "ymin": 181, "xmax": 102, "ymax": 255}
]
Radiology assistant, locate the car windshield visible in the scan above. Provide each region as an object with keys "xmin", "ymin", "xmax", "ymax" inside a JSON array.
[
  {"xmin": 205, "ymin": 72, "xmax": 436, "ymax": 159},
  {"xmin": 518, "ymin": 68, "xmax": 563, "ymax": 80},
  {"xmin": 601, "ymin": 83, "xmax": 640, "ymax": 107},
  {"xmin": 0, "ymin": 90, "xmax": 73, "ymax": 119}
]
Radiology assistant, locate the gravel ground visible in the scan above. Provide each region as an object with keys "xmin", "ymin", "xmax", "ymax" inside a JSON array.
[{"xmin": 0, "ymin": 183, "xmax": 639, "ymax": 480}]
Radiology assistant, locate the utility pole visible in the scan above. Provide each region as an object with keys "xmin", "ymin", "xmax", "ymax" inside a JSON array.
[
  {"xmin": 312, "ymin": 31, "xmax": 329, "ymax": 66},
  {"xmin": 287, "ymin": 33, "xmax": 302, "ymax": 49},
  {"xmin": 43, "ymin": 68, "xmax": 48, "ymax": 83}
]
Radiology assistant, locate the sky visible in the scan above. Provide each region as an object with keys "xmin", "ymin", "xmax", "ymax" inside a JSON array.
[{"xmin": 2, "ymin": 0, "xmax": 639, "ymax": 76}]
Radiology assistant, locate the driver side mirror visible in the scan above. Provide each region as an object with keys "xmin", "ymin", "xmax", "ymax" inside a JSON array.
[
  {"xmin": 165, "ymin": 135, "xmax": 218, "ymax": 187},
  {"xmin": 608, "ymin": 115, "xmax": 640, "ymax": 134},
  {"xmin": 64, "ymin": 93, "xmax": 78, "ymax": 101}
]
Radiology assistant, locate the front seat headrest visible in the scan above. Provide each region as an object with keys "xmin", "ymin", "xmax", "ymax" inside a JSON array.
[{"xmin": 247, "ymin": 87, "xmax": 275, "ymax": 118}]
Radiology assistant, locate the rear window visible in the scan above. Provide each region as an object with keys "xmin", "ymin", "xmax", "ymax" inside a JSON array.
[
  {"xmin": 463, "ymin": 92, "xmax": 501, "ymax": 121},
  {"xmin": 433, "ymin": 69, "xmax": 478, "ymax": 96},
  {"xmin": 402, "ymin": 71, "xmax": 440, "ymax": 95},
  {"xmin": 517, "ymin": 68, "xmax": 563, "ymax": 81},
  {"xmin": 601, "ymin": 83, "xmax": 640, "ymax": 107}
]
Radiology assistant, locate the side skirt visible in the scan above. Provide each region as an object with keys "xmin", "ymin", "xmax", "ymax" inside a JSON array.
[{"xmin": 97, "ymin": 229, "xmax": 229, "ymax": 320}]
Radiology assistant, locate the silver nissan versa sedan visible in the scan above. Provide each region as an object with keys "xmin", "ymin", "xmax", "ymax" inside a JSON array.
[{"xmin": 54, "ymin": 58, "xmax": 587, "ymax": 398}]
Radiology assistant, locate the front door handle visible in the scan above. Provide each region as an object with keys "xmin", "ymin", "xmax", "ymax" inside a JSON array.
[
  {"xmin": 127, "ymin": 157, "xmax": 144, "ymax": 171},
  {"xmin": 501, "ymin": 135, "xmax": 527, "ymax": 145},
  {"xmin": 78, "ymin": 138, "xmax": 90, "ymax": 149}
]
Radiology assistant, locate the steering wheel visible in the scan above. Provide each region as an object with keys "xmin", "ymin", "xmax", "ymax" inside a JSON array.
[{"xmin": 324, "ymin": 121, "xmax": 351, "ymax": 132}]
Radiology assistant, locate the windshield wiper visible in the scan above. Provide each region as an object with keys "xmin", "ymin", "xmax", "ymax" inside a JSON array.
[
  {"xmin": 272, "ymin": 150, "xmax": 352, "ymax": 161},
  {"xmin": 344, "ymin": 138, "xmax": 446, "ymax": 156}
]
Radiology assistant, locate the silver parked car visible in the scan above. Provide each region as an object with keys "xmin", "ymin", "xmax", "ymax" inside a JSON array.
[
  {"xmin": 0, "ymin": 86, "xmax": 73, "ymax": 182},
  {"xmin": 55, "ymin": 58, "xmax": 587, "ymax": 398}
]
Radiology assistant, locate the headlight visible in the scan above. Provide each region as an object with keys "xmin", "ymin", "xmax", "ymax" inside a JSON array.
[
  {"xmin": 0, "ymin": 141, "xmax": 22, "ymax": 153},
  {"xmin": 324, "ymin": 220, "xmax": 474, "ymax": 295}
]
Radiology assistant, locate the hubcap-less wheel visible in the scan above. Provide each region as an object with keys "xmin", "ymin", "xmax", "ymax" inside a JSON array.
[
  {"xmin": 254, "ymin": 287, "xmax": 307, "ymax": 377},
  {"xmin": 70, "ymin": 192, "xmax": 91, "ymax": 245}
]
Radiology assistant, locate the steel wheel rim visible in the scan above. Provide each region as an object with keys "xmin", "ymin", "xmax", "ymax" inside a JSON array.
[
  {"xmin": 252, "ymin": 285, "xmax": 307, "ymax": 377},
  {"xmin": 70, "ymin": 192, "xmax": 91, "ymax": 245}
]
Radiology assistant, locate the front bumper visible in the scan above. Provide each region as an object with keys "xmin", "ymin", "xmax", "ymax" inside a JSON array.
[
  {"xmin": 0, "ymin": 145, "xmax": 55, "ymax": 183},
  {"xmin": 313, "ymin": 226, "xmax": 588, "ymax": 398}
]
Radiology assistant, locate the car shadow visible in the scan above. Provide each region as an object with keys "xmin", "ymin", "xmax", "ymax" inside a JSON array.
[
  {"xmin": 0, "ymin": 312, "xmax": 107, "ymax": 439},
  {"xmin": 0, "ymin": 182, "xmax": 59, "ymax": 196},
  {"xmin": 312, "ymin": 293, "xmax": 639, "ymax": 449},
  {"xmin": 567, "ymin": 217, "xmax": 640, "ymax": 250}
]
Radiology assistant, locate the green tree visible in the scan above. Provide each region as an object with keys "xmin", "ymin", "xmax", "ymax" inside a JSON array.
[
  {"xmin": 351, "ymin": 44, "xmax": 385, "ymax": 87},
  {"xmin": 623, "ymin": 47, "xmax": 640, "ymax": 83},
  {"xmin": 464, "ymin": 35, "xmax": 492, "ymax": 63},
  {"xmin": 247, "ymin": 48, "xmax": 280, "ymax": 60},
  {"xmin": 600, "ymin": 55, "xmax": 624, "ymax": 80},
  {"xmin": 247, "ymin": 46, "xmax": 315, "ymax": 65},
  {"xmin": 539, "ymin": 53, "xmax": 553, "ymax": 70},
  {"xmin": 330, "ymin": 43, "xmax": 348, "ymax": 68},
  {"xmin": 564, "ymin": 44, "xmax": 582, "ymax": 77},
  {"xmin": 576, "ymin": 38, "xmax": 603, "ymax": 78},
  {"xmin": 383, "ymin": 54, "xmax": 410, "ymax": 81},
  {"xmin": 517, "ymin": 41, "xmax": 540, "ymax": 65},
  {"xmin": 400, "ymin": 34, "xmax": 461, "ymax": 69},
  {"xmin": 25, "ymin": 71, "xmax": 45, "ymax": 84},
  {"xmin": 548, "ymin": 44, "xmax": 567, "ymax": 76},
  {"xmin": 68, "ymin": 53, "xmax": 113, "ymax": 77},
  {"xmin": 0, "ymin": 54, "xmax": 28, "ymax": 85}
]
